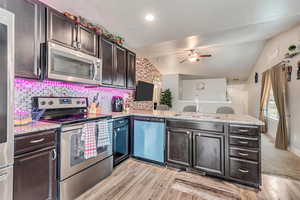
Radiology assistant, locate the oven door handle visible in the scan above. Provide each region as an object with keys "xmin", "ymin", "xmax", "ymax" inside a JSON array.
[{"xmin": 62, "ymin": 124, "xmax": 85, "ymax": 132}]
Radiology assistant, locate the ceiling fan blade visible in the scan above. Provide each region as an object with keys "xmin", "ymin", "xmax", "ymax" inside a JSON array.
[
  {"xmin": 198, "ymin": 54, "xmax": 212, "ymax": 57},
  {"xmin": 180, "ymin": 58, "xmax": 187, "ymax": 63}
]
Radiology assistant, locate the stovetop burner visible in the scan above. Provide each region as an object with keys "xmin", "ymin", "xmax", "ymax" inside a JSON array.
[{"xmin": 32, "ymin": 97, "xmax": 111, "ymax": 125}]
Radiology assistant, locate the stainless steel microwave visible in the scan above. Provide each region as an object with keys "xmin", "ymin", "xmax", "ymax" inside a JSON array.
[{"xmin": 46, "ymin": 42, "xmax": 102, "ymax": 85}]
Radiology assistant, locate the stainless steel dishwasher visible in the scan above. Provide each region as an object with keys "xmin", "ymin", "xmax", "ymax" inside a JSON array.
[{"xmin": 133, "ymin": 116, "xmax": 165, "ymax": 164}]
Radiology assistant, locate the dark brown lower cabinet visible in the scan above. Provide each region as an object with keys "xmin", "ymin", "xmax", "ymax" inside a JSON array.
[
  {"xmin": 228, "ymin": 124, "xmax": 261, "ymax": 186},
  {"xmin": 229, "ymin": 158, "xmax": 259, "ymax": 184},
  {"xmin": 14, "ymin": 147, "xmax": 57, "ymax": 200},
  {"xmin": 166, "ymin": 120, "xmax": 261, "ymax": 188},
  {"xmin": 193, "ymin": 132, "xmax": 225, "ymax": 176},
  {"xmin": 167, "ymin": 128, "xmax": 191, "ymax": 167}
]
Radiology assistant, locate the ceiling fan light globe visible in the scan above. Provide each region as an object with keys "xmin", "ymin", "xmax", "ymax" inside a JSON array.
[{"xmin": 189, "ymin": 57, "xmax": 198, "ymax": 62}]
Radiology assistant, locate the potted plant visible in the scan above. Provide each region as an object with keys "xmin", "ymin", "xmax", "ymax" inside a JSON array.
[
  {"xmin": 288, "ymin": 44, "xmax": 297, "ymax": 52},
  {"xmin": 160, "ymin": 89, "xmax": 172, "ymax": 108}
]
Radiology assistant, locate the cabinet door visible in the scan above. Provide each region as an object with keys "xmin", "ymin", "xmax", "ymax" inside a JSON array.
[
  {"xmin": 47, "ymin": 8, "xmax": 76, "ymax": 49},
  {"xmin": 193, "ymin": 132, "xmax": 225, "ymax": 176},
  {"xmin": 7, "ymin": 0, "xmax": 45, "ymax": 79},
  {"xmin": 101, "ymin": 38, "xmax": 114, "ymax": 85},
  {"xmin": 127, "ymin": 51, "xmax": 136, "ymax": 89},
  {"xmin": 167, "ymin": 129, "xmax": 191, "ymax": 167},
  {"xmin": 13, "ymin": 148, "xmax": 57, "ymax": 200},
  {"xmin": 77, "ymin": 25, "xmax": 97, "ymax": 56},
  {"xmin": 113, "ymin": 45, "xmax": 126, "ymax": 88}
]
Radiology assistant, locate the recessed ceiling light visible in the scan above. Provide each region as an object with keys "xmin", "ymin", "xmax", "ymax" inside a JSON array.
[{"xmin": 145, "ymin": 14, "xmax": 155, "ymax": 22}]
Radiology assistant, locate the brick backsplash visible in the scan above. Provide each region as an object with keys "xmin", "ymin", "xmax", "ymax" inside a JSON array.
[
  {"xmin": 15, "ymin": 57, "xmax": 161, "ymax": 114},
  {"xmin": 132, "ymin": 58, "xmax": 162, "ymax": 110}
]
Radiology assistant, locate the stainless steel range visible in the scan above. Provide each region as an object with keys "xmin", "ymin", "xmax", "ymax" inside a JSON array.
[{"xmin": 32, "ymin": 97, "xmax": 113, "ymax": 200}]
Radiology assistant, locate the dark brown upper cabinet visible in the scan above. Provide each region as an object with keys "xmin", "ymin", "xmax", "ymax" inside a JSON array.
[
  {"xmin": 113, "ymin": 45, "xmax": 127, "ymax": 88},
  {"xmin": 47, "ymin": 8, "xmax": 77, "ymax": 49},
  {"xmin": 6, "ymin": 0, "xmax": 46, "ymax": 79},
  {"xmin": 77, "ymin": 25, "xmax": 97, "ymax": 56},
  {"xmin": 101, "ymin": 37, "xmax": 128, "ymax": 88},
  {"xmin": 47, "ymin": 8, "xmax": 97, "ymax": 56},
  {"xmin": 101, "ymin": 37, "xmax": 114, "ymax": 86},
  {"xmin": 127, "ymin": 50, "xmax": 136, "ymax": 89}
]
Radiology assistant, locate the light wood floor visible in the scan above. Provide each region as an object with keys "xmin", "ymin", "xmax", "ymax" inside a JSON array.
[
  {"xmin": 77, "ymin": 159, "xmax": 300, "ymax": 200},
  {"xmin": 262, "ymin": 134, "xmax": 300, "ymax": 180}
]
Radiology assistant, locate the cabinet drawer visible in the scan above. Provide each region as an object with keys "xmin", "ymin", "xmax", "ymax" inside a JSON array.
[
  {"xmin": 229, "ymin": 136, "xmax": 259, "ymax": 148},
  {"xmin": 15, "ymin": 130, "xmax": 56, "ymax": 155},
  {"xmin": 229, "ymin": 125, "xmax": 259, "ymax": 137},
  {"xmin": 230, "ymin": 147, "xmax": 259, "ymax": 161},
  {"xmin": 167, "ymin": 120, "xmax": 224, "ymax": 133},
  {"xmin": 229, "ymin": 158, "xmax": 259, "ymax": 184}
]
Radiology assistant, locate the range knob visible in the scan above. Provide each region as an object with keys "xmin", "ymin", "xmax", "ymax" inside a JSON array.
[
  {"xmin": 40, "ymin": 101, "xmax": 46, "ymax": 105},
  {"xmin": 48, "ymin": 101, "xmax": 54, "ymax": 105},
  {"xmin": 82, "ymin": 101, "xmax": 85, "ymax": 104},
  {"xmin": 77, "ymin": 101, "xmax": 81, "ymax": 105}
]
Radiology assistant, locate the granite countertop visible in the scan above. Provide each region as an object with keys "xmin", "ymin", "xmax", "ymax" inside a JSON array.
[
  {"xmin": 14, "ymin": 121, "xmax": 61, "ymax": 136},
  {"xmin": 14, "ymin": 110, "xmax": 263, "ymax": 135},
  {"xmin": 106, "ymin": 110, "xmax": 264, "ymax": 126}
]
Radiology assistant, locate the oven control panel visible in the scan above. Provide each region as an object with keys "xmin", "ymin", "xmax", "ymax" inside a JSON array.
[{"xmin": 34, "ymin": 97, "xmax": 88, "ymax": 110}]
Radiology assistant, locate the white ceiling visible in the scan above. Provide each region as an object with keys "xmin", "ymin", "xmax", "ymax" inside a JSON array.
[
  {"xmin": 40, "ymin": 0, "xmax": 300, "ymax": 80},
  {"xmin": 150, "ymin": 41, "xmax": 266, "ymax": 81}
]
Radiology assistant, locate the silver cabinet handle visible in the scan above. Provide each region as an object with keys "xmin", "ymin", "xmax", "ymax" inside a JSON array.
[
  {"xmin": 77, "ymin": 42, "xmax": 82, "ymax": 49},
  {"xmin": 0, "ymin": 173, "xmax": 8, "ymax": 182},
  {"xmin": 72, "ymin": 41, "xmax": 77, "ymax": 48},
  {"xmin": 238, "ymin": 152, "xmax": 249, "ymax": 156},
  {"xmin": 30, "ymin": 138, "xmax": 45, "ymax": 144},
  {"xmin": 238, "ymin": 129, "xmax": 249, "ymax": 133},
  {"xmin": 239, "ymin": 141, "xmax": 249, "ymax": 144},
  {"xmin": 238, "ymin": 169, "xmax": 249, "ymax": 173},
  {"xmin": 52, "ymin": 149, "xmax": 57, "ymax": 161},
  {"xmin": 92, "ymin": 61, "xmax": 98, "ymax": 80}
]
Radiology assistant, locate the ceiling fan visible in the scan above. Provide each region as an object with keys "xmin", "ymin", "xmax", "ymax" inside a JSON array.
[{"xmin": 179, "ymin": 49, "xmax": 212, "ymax": 63}]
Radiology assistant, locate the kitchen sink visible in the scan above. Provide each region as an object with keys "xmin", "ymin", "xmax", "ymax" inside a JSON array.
[{"xmin": 174, "ymin": 113, "xmax": 221, "ymax": 120}]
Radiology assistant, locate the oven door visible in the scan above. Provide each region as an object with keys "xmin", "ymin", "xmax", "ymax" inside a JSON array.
[
  {"xmin": 60, "ymin": 120, "xmax": 112, "ymax": 181},
  {"xmin": 47, "ymin": 42, "xmax": 102, "ymax": 85}
]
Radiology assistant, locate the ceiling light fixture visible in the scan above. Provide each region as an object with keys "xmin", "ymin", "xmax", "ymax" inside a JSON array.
[
  {"xmin": 188, "ymin": 52, "xmax": 199, "ymax": 62},
  {"xmin": 188, "ymin": 56, "xmax": 198, "ymax": 63},
  {"xmin": 145, "ymin": 14, "xmax": 155, "ymax": 22}
]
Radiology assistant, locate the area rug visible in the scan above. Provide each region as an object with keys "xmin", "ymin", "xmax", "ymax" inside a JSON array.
[
  {"xmin": 172, "ymin": 178, "xmax": 242, "ymax": 200},
  {"xmin": 261, "ymin": 134, "xmax": 300, "ymax": 181}
]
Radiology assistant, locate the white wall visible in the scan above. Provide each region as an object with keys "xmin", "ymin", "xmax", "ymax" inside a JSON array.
[
  {"xmin": 247, "ymin": 24, "xmax": 300, "ymax": 156},
  {"xmin": 181, "ymin": 78, "xmax": 227, "ymax": 101},
  {"xmin": 162, "ymin": 75, "xmax": 248, "ymax": 114}
]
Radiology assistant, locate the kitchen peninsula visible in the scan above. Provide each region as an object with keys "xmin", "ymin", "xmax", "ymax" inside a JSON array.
[{"xmin": 15, "ymin": 110, "xmax": 263, "ymax": 190}]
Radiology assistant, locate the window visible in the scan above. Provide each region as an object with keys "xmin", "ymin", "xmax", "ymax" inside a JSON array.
[{"xmin": 264, "ymin": 89, "xmax": 279, "ymax": 120}]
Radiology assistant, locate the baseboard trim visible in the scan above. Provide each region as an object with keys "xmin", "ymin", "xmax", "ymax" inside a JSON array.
[{"xmin": 288, "ymin": 146, "xmax": 300, "ymax": 158}]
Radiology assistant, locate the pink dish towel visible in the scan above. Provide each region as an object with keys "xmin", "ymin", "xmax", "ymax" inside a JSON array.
[{"xmin": 81, "ymin": 122, "xmax": 97, "ymax": 159}]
